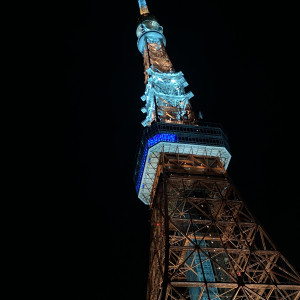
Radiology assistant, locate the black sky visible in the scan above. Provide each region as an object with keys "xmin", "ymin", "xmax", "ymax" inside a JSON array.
[{"xmin": 52, "ymin": 0, "xmax": 300, "ymax": 298}]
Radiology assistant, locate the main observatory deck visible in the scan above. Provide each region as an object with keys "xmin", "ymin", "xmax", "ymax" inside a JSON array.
[{"xmin": 134, "ymin": 122, "xmax": 231, "ymax": 204}]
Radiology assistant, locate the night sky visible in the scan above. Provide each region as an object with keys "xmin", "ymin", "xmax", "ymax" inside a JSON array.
[{"xmin": 53, "ymin": 0, "xmax": 299, "ymax": 298}]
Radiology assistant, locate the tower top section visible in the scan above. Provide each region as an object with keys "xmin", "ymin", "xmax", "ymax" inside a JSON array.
[
  {"xmin": 134, "ymin": 1, "xmax": 231, "ymax": 204},
  {"xmin": 136, "ymin": 0, "xmax": 199, "ymax": 127},
  {"xmin": 138, "ymin": 0, "xmax": 150, "ymax": 15}
]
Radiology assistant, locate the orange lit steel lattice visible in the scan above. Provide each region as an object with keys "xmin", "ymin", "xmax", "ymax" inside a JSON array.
[{"xmin": 146, "ymin": 154, "xmax": 300, "ymax": 299}]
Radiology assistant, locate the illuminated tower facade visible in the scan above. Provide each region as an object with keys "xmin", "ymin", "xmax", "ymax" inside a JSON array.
[{"xmin": 134, "ymin": 1, "xmax": 300, "ymax": 299}]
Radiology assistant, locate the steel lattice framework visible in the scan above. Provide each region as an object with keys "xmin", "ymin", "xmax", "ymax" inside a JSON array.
[
  {"xmin": 147, "ymin": 153, "xmax": 300, "ymax": 299},
  {"xmin": 134, "ymin": 1, "xmax": 300, "ymax": 299}
]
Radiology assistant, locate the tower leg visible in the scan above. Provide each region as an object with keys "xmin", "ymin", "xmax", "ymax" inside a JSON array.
[{"xmin": 147, "ymin": 153, "xmax": 300, "ymax": 299}]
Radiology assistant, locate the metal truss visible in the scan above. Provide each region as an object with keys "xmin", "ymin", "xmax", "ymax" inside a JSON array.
[
  {"xmin": 141, "ymin": 41, "xmax": 195, "ymax": 127},
  {"xmin": 143, "ymin": 42, "xmax": 174, "ymax": 81},
  {"xmin": 147, "ymin": 153, "xmax": 300, "ymax": 300}
]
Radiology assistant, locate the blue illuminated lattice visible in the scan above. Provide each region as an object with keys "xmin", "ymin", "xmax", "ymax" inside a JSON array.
[
  {"xmin": 135, "ymin": 133, "xmax": 177, "ymax": 193},
  {"xmin": 186, "ymin": 240, "xmax": 220, "ymax": 300},
  {"xmin": 140, "ymin": 68, "xmax": 194, "ymax": 127}
]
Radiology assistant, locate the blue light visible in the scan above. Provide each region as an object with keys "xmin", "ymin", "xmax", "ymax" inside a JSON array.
[
  {"xmin": 138, "ymin": 0, "xmax": 147, "ymax": 8},
  {"xmin": 186, "ymin": 240, "xmax": 220, "ymax": 300},
  {"xmin": 136, "ymin": 133, "xmax": 177, "ymax": 193},
  {"xmin": 148, "ymin": 133, "xmax": 177, "ymax": 147},
  {"xmin": 140, "ymin": 68, "xmax": 194, "ymax": 127}
]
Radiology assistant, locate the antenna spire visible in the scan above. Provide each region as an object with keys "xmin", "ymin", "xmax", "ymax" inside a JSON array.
[{"xmin": 138, "ymin": 0, "xmax": 149, "ymax": 15}]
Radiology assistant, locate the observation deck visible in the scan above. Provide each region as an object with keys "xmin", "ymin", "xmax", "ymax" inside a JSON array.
[
  {"xmin": 134, "ymin": 122, "xmax": 231, "ymax": 204},
  {"xmin": 136, "ymin": 15, "xmax": 166, "ymax": 54}
]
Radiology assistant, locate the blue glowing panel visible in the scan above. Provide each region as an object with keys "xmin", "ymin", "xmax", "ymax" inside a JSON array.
[
  {"xmin": 148, "ymin": 133, "xmax": 177, "ymax": 147},
  {"xmin": 135, "ymin": 133, "xmax": 177, "ymax": 193},
  {"xmin": 135, "ymin": 144, "xmax": 149, "ymax": 193}
]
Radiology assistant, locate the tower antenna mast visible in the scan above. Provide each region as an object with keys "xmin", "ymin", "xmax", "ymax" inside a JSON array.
[{"xmin": 138, "ymin": 0, "xmax": 150, "ymax": 15}]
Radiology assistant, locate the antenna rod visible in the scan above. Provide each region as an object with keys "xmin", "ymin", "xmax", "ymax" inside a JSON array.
[{"xmin": 138, "ymin": 0, "xmax": 149, "ymax": 15}]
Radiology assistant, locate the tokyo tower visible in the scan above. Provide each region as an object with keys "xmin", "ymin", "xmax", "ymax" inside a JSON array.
[{"xmin": 133, "ymin": 0, "xmax": 300, "ymax": 299}]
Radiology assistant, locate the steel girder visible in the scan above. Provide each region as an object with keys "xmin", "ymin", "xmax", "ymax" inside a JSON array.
[{"xmin": 147, "ymin": 153, "xmax": 300, "ymax": 300}]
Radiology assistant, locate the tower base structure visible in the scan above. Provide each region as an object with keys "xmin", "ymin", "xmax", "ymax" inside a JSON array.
[{"xmin": 146, "ymin": 153, "xmax": 300, "ymax": 300}]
